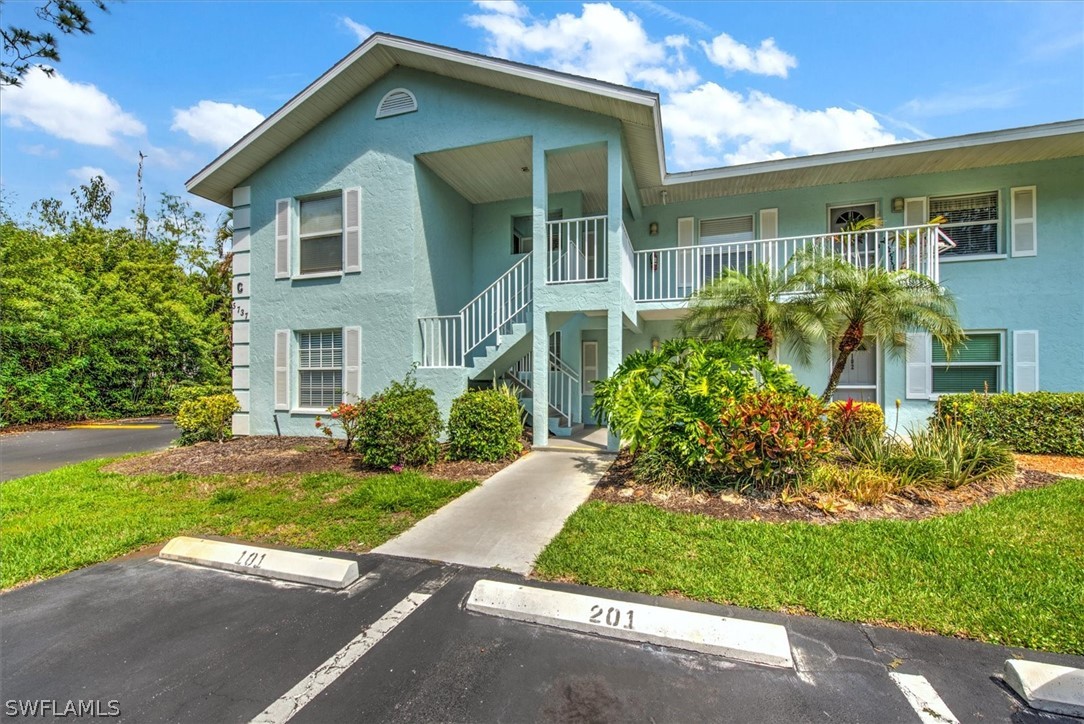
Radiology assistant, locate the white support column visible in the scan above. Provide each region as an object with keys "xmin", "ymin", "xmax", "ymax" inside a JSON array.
[
  {"xmin": 531, "ymin": 141, "xmax": 550, "ymax": 448},
  {"xmin": 606, "ymin": 308, "xmax": 623, "ymax": 452}
]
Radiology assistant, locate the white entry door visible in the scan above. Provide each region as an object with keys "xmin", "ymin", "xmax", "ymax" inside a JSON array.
[{"xmin": 833, "ymin": 341, "xmax": 879, "ymax": 403}]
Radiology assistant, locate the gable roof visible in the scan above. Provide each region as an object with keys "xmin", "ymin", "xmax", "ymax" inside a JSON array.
[
  {"xmin": 187, "ymin": 34, "xmax": 1084, "ymax": 208},
  {"xmin": 185, "ymin": 34, "xmax": 663, "ymax": 207}
]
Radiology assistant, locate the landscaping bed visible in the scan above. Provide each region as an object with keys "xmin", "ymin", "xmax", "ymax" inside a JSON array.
[
  {"xmin": 105, "ymin": 435, "xmax": 525, "ymax": 481},
  {"xmin": 590, "ymin": 450, "xmax": 1060, "ymax": 524}
]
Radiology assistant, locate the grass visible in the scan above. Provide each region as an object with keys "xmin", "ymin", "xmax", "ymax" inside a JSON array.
[
  {"xmin": 535, "ymin": 478, "xmax": 1084, "ymax": 655},
  {"xmin": 0, "ymin": 459, "xmax": 476, "ymax": 589}
]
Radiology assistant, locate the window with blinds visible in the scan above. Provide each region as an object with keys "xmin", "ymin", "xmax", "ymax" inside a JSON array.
[
  {"xmin": 299, "ymin": 196, "xmax": 343, "ymax": 274},
  {"xmin": 298, "ymin": 330, "xmax": 343, "ymax": 408},
  {"xmin": 931, "ymin": 191, "xmax": 999, "ymax": 256},
  {"xmin": 699, "ymin": 215, "xmax": 755, "ymax": 245},
  {"xmin": 932, "ymin": 332, "xmax": 1002, "ymax": 394}
]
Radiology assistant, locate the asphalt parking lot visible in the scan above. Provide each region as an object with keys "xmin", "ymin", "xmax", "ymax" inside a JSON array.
[{"xmin": 2, "ymin": 549, "xmax": 1081, "ymax": 723}]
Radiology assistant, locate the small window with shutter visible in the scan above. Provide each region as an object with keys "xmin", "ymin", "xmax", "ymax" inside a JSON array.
[{"xmin": 931, "ymin": 332, "xmax": 1003, "ymax": 395}]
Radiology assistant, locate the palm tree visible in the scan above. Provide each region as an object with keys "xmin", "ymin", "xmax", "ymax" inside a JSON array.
[
  {"xmin": 678, "ymin": 260, "xmax": 822, "ymax": 364},
  {"xmin": 810, "ymin": 258, "xmax": 964, "ymax": 403}
]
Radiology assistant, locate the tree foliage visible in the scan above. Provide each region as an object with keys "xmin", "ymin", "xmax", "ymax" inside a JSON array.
[
  {"xmin": 0, "ymin": 177, "xmax": 231, "ymax": 425},
  {"xmin": 1, "ymin": 0, "xmax": 108, "ymax": 86}
]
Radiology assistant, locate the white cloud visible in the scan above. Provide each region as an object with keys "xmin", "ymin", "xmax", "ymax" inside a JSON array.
[
  {"xmin": 700, "ymin": 33, "xmax": 797, "ymax": 78},
  {"xmin": 467, "ymin": 2, "xmax": 901, "ymax": 169},
  {"xmin": 339, "ymin": 16, "xmax": 374, "ymax": 43},
  {"xmin": 901, "ymin": 86, "xmax": 1020, "ymax": 118},
  {"xmin": 663, "ymin": 83, "xmax": 901, "ymax": 168},
  {"xmin": 171, "ymin": 100, "xmax": 265, "ymax": 150},
  {"xmin": 630, "ymin": 1, "xmax": 713, "ymax": 34},
  {"xmin": 68, "ymin": 166, "xmax": 120, "ymax": 194},
  {"xmin": 466, "ymin": 1, "xmax": 697, "ymax": 90},
  {"xmin": 0, "ymin": 67, "xmax": 145, "ymax": 147},
  {"xmin": 19, "ymin": 143, "xmax": 58, "ymax": 158}
]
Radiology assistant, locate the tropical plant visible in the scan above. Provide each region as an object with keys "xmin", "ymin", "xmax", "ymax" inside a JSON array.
[
  {"xmin": 591, "ymin": 338, "xmax": 806, "ymax": 461},
  {"xmin": 678, "ymin": 259, "xmax": 822, "ymax": 363},
  {"xmin": 315, "ymin": 400, "xmax": 366, "ymax": 451},
  {"xmin": 696, "ymin": 390, "xmax": 832, "ymax": 488},
  {"xmin": 825, "ymin": 399, "xmax": 885, "ymax": 442},
  {"xmin": 808, "ymin": 258, "xmax": 964, "ymax": 402},
  {"xmin": 908, "ymin": 422, "xmax": 1015, "ymax": 488}
]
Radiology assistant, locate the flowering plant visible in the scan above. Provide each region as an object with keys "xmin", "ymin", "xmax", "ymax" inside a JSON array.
[{"xmin": 315, "ymin": 399, "xmax": 366, "ymax": 450}]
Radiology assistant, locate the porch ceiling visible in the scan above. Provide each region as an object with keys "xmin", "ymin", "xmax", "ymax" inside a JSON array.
[{"xmin": 418, "ymin": 140, "xmax": 609, "ymax": 211}]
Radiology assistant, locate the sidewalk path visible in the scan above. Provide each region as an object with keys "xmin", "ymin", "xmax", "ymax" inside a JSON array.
[{"xmin": 374, "ymin": 450, "xmax": 614, "ymax": 573}]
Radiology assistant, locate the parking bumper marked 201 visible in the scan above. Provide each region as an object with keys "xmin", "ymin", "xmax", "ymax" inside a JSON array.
[
  {"xmin": 889, "ymin": 672, "xmax": 959, "ymax": 724},
  {"xmin": 250, "ymin": 579, "xmax": 450, "ymax": 724}
]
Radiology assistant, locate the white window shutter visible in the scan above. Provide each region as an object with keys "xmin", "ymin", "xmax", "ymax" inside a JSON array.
[
  {"xmin": 758, "ymin": 208, "xmax": 778, "ymax": 240},
  {"xmin": 343, "ymin": 326, "xmax": 361, "ymax": 399},
  {"xmin": 343, "ymin": 188, "xmax": 362, "ymax": 273},
  {"xmin": 1013, "ymin": 330, "xmax": 1039, "ymax": 392},
  {"xmin": 274, "ymin": 330, "xmax": 290, "ymax": 410},
  {"xmin": 677, "ymin": 217, "xmax": 695, "ymax": 289},
  {"xmin": 903, "ymin": 197, "xmax": 928, "ymax": 226},
  {"xmin": 1011, "ymin": 186, "xmax": 1037, "ymax": 257},
  {"xmin": 275, "ymin": 199, "xmax": 292, "ymax": 279},
  {"xmin": 905, "ymin": 332, "xmax": 931, "ymax": 400}
]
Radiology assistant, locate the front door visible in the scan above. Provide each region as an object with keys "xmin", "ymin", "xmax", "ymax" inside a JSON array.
[
  {"xmin": 833, "ymin": 341, "xmax": 878, "ymax": 403},
  {"xmin": 828, "ymin": 203, "xmax": 879, "ymax": 269}
]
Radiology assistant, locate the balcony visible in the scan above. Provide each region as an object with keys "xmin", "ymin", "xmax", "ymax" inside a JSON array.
[{"xmin": 631, "ymin": 224, "xmax": 955, "ymax": 303}]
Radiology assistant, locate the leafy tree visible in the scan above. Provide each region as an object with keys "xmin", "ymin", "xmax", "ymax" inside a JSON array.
[
  {"xmin": 1, "ymin": 0, "xmax": 108, "ymax": 86},
  {"xmin": 809, "ymin": 258, "xmax": 964, "ymax": 403},
  {"xmin": 678, "ymin": 259, "xmax": 822, "ymax": 363}
]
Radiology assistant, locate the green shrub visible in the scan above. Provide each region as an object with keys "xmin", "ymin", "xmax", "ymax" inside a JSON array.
[
  {"xmin": 592, "ymin": 339, "xmax": 807, "ymax": 464},
  {"xmin": 168, "ymin": 383, "xmax": 230, "ymax": 414},
  {"xmin": 934, "ymin": 392, "xmax": 1084, "ymax": 456},
  {"xmin": 697, "ymin": 390, "xmax": 831, "ymax": 488},
  {"xmin": 826, "ymin": 399, "xmax": 885, "ymax": 442},
  {"xmin": 805, "ymin": 463, "xmax": 898, "ymax": 504},
  {"xmin": 175, "ymin": 394, "xmax": 239, "ymax": 445},
  {"xmin": 356, "ymin": 375, "xmax": 443, "ymax": 469},
  {"xmin": 631, "ymin": 445, "xmax": 717, "ymax": 489},
  {"xmin": 909, "ymin": 423, "xmax": 1015, "ymax": 488},
  {"xmin": 447, "ymin": 387, "xmax": 523, "ymax": 462},
  {"xmin": 879, "ymin": 454, "xmax": 947, "ymax": 487}
]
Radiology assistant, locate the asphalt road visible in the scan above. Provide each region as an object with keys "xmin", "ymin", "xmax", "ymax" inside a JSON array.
[
  {"xmin": 0, "ymin": 419, "xmax": 178, "ymax": 481},
  {"xmin": 3, "ymin": 550, "xmax": 1081, "ymax": 723}
]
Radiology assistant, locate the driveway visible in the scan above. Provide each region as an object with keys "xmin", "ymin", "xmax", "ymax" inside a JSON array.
[
  {"xmin": 0, "ymin": 419, "xmax": 178, "ymax": 481},
  {"xmin": 3, "ymin": 551, "xmax": 1080, "ymax": 723}
]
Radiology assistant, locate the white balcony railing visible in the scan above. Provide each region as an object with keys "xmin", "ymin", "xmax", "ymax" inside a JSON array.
[
  {"xmin": 547, "ymin": 215, "xmax": 607, "ymax": 283},
  {"xmin": 633, "ymin": 224, "xmax": 954, "ymax": 303},
  {"xmin": 508, "ymin": 351, "xmax": 579, "ymax": 423},
  {"xmin": 621, "ymin": 223, "xmax": 635, "ymax": 299}
]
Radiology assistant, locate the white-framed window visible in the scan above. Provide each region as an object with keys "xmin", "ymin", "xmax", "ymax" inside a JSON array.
[
  {"xmin": 276, "ymin": 189, "xmax": 361, "ymax": 279},
  {"xmin": 931, "ymin": 331, "xmax": 1003, "ymax": 395},
  {"xmin": 299, "ymin": 195, "xmax": 343, "ymax": 275},
  {"xmin": 931, "ymin": 191, "xmax": 999, "ymax": 257},
  {"xmin": 582, "ymin": 340, "xmax": 599, "ymax": 392},
  {"xmin": 297, "ymin": 330, "xmax": 343, "ymax": 408},
  {"xmin": 699, "ymin": 215, "xmax": 755, "ymax": 278}
]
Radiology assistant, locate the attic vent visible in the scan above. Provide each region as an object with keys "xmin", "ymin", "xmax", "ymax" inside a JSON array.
[{"xmin": 376, "ymin": 88, "xmax": 417, "ymax": 119}]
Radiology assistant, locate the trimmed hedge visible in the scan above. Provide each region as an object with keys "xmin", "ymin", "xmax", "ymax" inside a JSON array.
[
  {"xmin": 934, "ymin": 392, "xmax": 1084, "ymax": 456},
  {"xmin": 447, "ymin": 387, "xmax": 523, "ymax": 462},
  {"xmin": 176, "ymin": 394, "xmax": 239, "ymax": 445}
]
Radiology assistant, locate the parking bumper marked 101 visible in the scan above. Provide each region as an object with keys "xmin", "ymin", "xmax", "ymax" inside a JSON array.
[
  {"xmin": 889, "ymin": 672, "xmax": 960, "ymax": 724},
  {"xmin": 250, "ymin": 578, "xmax": 450, "ymax": 724},
  {"xmin": 466, "ymin": 579, "xmax": 794, "ymax": 668},
  {"xmin": 159, "ymin": 536, "xmax": 360, "ymax": 589}
]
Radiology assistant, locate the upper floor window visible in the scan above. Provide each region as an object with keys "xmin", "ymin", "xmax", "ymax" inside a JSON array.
[
  {"xmin": 299, "ymin": 196, "xmax": 343, "ymax": 275},
  {"xmin": 700, "ymin": 215, "xmax": 755, "ymax": 277},
  {"xmin": 931, "ymin": 191, "xmax": 999, "ymax": 256}
]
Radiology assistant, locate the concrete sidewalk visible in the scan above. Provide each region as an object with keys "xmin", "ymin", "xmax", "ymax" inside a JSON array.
[{"xmin": 374, "ymin": 450, "xmax": 613, "ymax": 573}]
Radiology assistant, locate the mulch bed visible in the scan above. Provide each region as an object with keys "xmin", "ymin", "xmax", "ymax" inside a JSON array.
[
  {"xmin": 1013, "ymin": 453, "xmax": 1084, "ymax": 477},
  {"xmin": 589, "ymin": 451, "xmax": 1064, "ymax": 524},
  {"xmin": 104, "ymin": 435, "xmax": 526, "ymax": 481}
]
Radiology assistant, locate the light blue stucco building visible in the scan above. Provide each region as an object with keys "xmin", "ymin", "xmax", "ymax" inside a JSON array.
[{"xmin": 186, "ymin": 35, "xmax": 1084, "ymax": 450}]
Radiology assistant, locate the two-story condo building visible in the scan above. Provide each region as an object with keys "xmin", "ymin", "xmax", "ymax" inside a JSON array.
[{"xmin": 186, "ymin": 34, "xmax": 1084, "ymax": 451}]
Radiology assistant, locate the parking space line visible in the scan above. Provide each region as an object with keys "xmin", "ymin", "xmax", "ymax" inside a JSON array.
[
  {"xmin": 250, "ymin": 579, "xmax": 450, "ymax": 724},
  {"xmin": 889, "ymin": 672, "xmax": 959, "ymax": 723}
]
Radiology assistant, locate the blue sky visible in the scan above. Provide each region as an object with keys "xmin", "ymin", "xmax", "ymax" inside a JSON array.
[{"xmin": 1, "ymin": 0, "xmax": 1081, "ymax": 224}]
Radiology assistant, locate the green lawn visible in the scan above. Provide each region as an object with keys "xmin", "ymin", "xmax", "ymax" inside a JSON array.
[
  {"xmin": 0, "ymin": 459, "xmax": 476, "ymax": 589},
  {"xmin": 535, "ymin": 478, "xmax": 1084, "ymax": 655}
]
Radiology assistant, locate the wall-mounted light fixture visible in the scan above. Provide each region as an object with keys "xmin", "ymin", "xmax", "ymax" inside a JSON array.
[
  {"xmin": 650, "ymin": 336, "xmax": 660, "ymax": 351},
  {"xmin": 892, "ymin": 197, "xmax": 905, "ymax": 213},
  {"xmin": 648, "ymin": 221, "xmax": 659, "ymax": 236}
]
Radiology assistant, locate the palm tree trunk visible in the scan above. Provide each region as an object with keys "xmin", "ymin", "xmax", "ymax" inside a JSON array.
[
  {"xmin": 755, "ymin": 321, "xmax": 774, "ymax": 359},
  {"xmin": 821, "ymin": 322, "xmax": 863, "ymax": 403}
]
